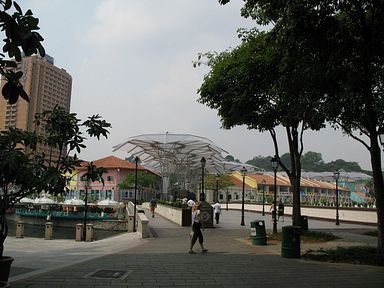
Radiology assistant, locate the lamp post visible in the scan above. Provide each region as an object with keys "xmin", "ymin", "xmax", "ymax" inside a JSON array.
[
  {"xmin": 83, "ymin": 177, "xmax": 89, "ymax": 241},
  {"xmin": 133, "ymin": 156, "xmax": 139, "ymax": 232},
  {"xmin": 116, "ymin": 168, "xmax": 120, "ymax": 201},
  {"xmin": 271, "ymin": 156, "xmax": 279, "ymax": 233},
  {"xmin": 240, "ymin": 166, "xmax": 247, "ymax": 226},
  {"xmin": 215, "ymin": 174, "xmax": 219, "ymax": 203},
  {"xmin": 226, "ymin": 189, "xmax": 229, "ymax": 211},
  {"xmin": 200, "ymin": 157, "xmax": 206, "ymax": 201},
  {"xmin": 333, "ymin": 170, "xmax": 340, "ymax": 225},
  {"xmin": 261, "ymin": 179, "xmax": 266, "ymax": 216}
]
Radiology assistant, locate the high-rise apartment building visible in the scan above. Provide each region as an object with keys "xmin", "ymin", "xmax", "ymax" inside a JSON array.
[{"xmin": 0, "ymin": 54, "xmax": 72, "ymax": 158}]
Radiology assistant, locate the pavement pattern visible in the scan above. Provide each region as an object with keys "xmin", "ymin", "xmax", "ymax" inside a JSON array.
[{"xmin": 5, "ymin": 209, "xmax": 384, "ymax": 288}]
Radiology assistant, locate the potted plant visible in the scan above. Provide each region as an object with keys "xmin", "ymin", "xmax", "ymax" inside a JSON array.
[{"xmin": 0, "ymin": 128, "xmax": 43, "ymax": 281}]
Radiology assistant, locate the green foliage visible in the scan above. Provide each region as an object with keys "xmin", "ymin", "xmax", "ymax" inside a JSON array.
[
  {"xmin": 303, "ymin": 246, "xmax": 384, "ymax": 266},
  {"xmin": 224, "ymin": 154, "xmax": 240, "ymax": 162},
  {"xmin": 268, "ymin": 230, "xmax": 339, "ymax": 242},
  {"xmin": 204, "ymin": 174, "xmax": 233, "ymax": 191},
  {"xmin": 82, "ymin": 162, "xmax": 107, "ymax": 187},
  {"xmin": 119, "ymin": 171, "xmax": 161, "ymax": 191},
  {"xmin": 246, "ymin": 151, "xmax": 364, "ymax": 172},
  {"xmin": 0, "ymin": 0, "xmax": 45, "ymax": 104}
]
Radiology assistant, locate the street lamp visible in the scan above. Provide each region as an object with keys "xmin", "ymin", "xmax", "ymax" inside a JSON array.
[
  {"xmin": 226, "ymin": 189, "xmax": 229, "ymax": 211},
  {"xmin": 240, "ymin": 166, "xmax": 247, "ymax": 226},
  {"xmin": 116, "ymin": 168, "xmax": 120, "ymax": 201},
  {"xmin": 133, "ymin": 156, "xmax": 139, "ymax": 232},
  {"xmin": 215, "ymin": 174, "xmax": 219, "ymax": 203},
  {"xmin": 200, "ymin": 157, "xmax": 206, "ymax": 201},
  {"xmin": 333, "ymin": 170, "xmax": 340, "ymax": 225},
  {"xmin": 271, "ymin": 156, "xmax": 279, "ymax": 233},
  {"xmin": 261, "ymin": 179, "xmax": 266, "ymax": 216},
  {"xmin": 83, "ymin": 176, "xmax": 89, "ymax": 241}
]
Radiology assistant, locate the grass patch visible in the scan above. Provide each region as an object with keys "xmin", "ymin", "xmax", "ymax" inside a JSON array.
[
  {"xmin": 363, "ymin": 230, "xmax": 378, "ymax": 237},
  {"xmin": 267, "ymin": 230, "xmax": 339, "ymax": 242},
  {"xmin": 303, "ymin": 246, "xmax": 384, "ymax": 266}
]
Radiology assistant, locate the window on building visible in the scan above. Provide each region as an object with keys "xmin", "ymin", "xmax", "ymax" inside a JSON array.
[
  {"xmin": 80, "ymin": 175, "xmax": 87, "ymax": 181},
  {"xmin": 107, "ymin": 176, "xmax": 113, "ymax": 181}
]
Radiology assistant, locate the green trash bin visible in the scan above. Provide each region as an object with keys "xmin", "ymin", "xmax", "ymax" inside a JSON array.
[
  {"xmin": 281, "ymin": 226, "xmax": 301, "ymax": 258},
  {"xmin": 250, "ymin": 220, "xmax": 267, "ymax": 245},
  {"xmin": 300, "ymin": 216, "xmax": 308, "ymax": 232}
]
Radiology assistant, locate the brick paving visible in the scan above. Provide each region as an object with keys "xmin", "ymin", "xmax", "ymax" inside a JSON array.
[{"xmin": 7, "ymin": 209, "xmax": 384, "ymax": 288}]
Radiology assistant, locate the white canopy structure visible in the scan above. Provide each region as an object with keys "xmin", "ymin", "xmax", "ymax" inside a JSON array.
[
  {"xmin": 33, "ymin": 196, "xmax": 57, "ymax": 205},
  {"xmin": 113, "ymin": 133, "xmax": 228, "ymax": 172},
  {"xmin": 113, "ymin": 133, "xmax": 258, "ymax": 196},
  {"xmin": 62, "ymin": 198, "xmax": 85, "ymax": 206},
  {"xmin": 97, "ymin": 199, "xmax": 119, "ymax": 207},
  {"xmin": 113, "ymin": 133, "xmax": 230, "ymax": 194}
]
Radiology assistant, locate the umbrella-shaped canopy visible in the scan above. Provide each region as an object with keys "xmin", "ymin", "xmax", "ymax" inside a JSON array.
[
  {"xmin": 62, "ymin": 198, "xmax": 85, "ymax": 206},
  {"xmin": 113, "ymin": 133, "xmax": 230, "ymax": 194},
  {"xmin": 33, "ymin": 196, "xmax": 57, "ymax": 205},
  {"xmin": 113, "ymin": 132, "xmax": 228, "ymax": 174},
  {"xmin": 113, "ymin": 132, "xmax": 259, "ymax": 195},
  {"xmin": 97, "ymin": 199, "xmax": 119, "ymax": 207},
  {"xmin": 19, "ymin": 197, "xmax": 34, "ymax": 203}
]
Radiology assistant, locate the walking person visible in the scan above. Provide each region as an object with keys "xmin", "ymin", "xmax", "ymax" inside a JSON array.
[
  {"xmin": 149, "ymin": 197, "xmax": 157, "ymax": 218},
  {"xmin": 278, "ymin": 199, "xmax": 285, "ymax": 222},
  {"xmin": 189, "ymin": 202, "xmax": 208, "ymax": 254},
  {"xmin": 269, "ymin": 202, "xmax": 276, "ymax": 221},
  {"xmin": 212, "ymin": 201, "xmax": 221, "ymax": 224}
]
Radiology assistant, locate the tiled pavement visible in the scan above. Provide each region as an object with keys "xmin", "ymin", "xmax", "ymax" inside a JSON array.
[{"xmin": 6, "ymin": 209, "xmax": 384, "ymax": 287}]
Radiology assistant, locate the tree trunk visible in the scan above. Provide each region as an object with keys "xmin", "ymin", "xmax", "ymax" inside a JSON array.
[
  {"xmin": 286, "ymin": 126, "xmax": 302, "ymax": 227},
  {"xmin": 370, "ymin": 136, "xmax": 384, "ymax": 261}
]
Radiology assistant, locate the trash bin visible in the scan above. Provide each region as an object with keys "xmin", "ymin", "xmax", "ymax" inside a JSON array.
[
  {"xmin": 182, "ymin": 208, "xmax": 192, "ymax": 226},
  {"xmin": 300, "ymin": 215, "xmax": 308, "ymax": 232},
  {"xmin": 250, "ymin": 220, "xmax": 267, "ymax": 245},
  {"xmin": 75, "ymin": 224, "xmax": 83, "ymax": 241},
  {"xmin": 45, "ymin": 222, "xmax": 53, "ymax": 240},
  {"xmin": 16, "ymin": 221, "xmax": 24, "ymax": 238},
  {"xmin": 281, "ymin": 226, "xmax": 301, "ymax": 258},
  {"xmin": 86, "ymin": 224, "xmax": 94, "ymax": 242}
]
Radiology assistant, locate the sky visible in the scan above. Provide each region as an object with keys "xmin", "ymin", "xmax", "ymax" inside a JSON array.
[{"xmin": 26, "ymin": 0, "xmax": 372, "ymax": 170}]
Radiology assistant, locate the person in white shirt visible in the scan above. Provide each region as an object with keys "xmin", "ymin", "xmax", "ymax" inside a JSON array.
[{"xmin": 212, "ymin": 202, "xmax": 221, "ymax": 224}]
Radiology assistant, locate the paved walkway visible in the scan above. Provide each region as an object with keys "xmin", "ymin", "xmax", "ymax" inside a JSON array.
[{"xmin": 6, "ymin": 209, "xmax": 384, "ymax": 287}]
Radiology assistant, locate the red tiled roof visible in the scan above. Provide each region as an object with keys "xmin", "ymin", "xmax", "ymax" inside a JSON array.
[
  {"xmin": 79, "ymin": 155, "xmax": 145, "ymax": 170},
  {"xmin": 230, "ymin": 177, "xmax": 253, "ymax": 188},
  {"xmin": 247, "ymin": 174, "xmax": 290, "ymax": 186}
]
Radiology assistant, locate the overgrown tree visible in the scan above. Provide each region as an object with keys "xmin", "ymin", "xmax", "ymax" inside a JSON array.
[
  {"xmin": 219, "ymin": 0, "xmax": 384, "ymax": 259},
  {"xmin": 196, "ymin": 26, "xmax": 330, "ymax": 226},
  {"xmin": 204, "ymin": 174, "xmax": 233, "ymax": 194}
]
